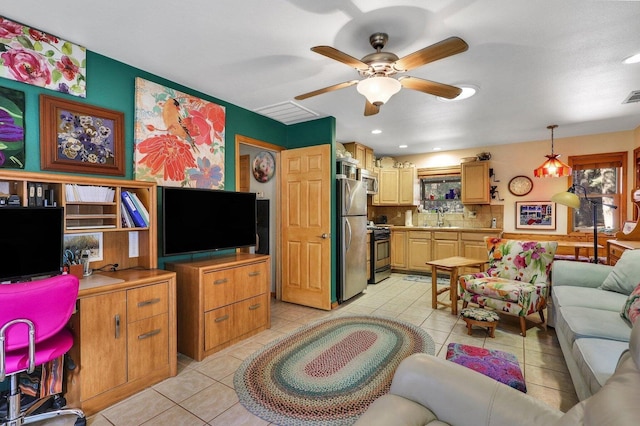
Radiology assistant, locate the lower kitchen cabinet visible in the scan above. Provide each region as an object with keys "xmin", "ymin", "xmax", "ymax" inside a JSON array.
[
  {"xmin": 166, "ymin": 253, "xmax": 271, "ymax": 361},
  {"xmin": 66, "ymin": 271, "xmax": 177, "ymax": 416},
  {"xmin": 391, "ymin": 229, "xmax": 408, "ymax": 269},
  {"xmin": 408, "ymin": 230, "xmax": 432, "ymax": 272}
]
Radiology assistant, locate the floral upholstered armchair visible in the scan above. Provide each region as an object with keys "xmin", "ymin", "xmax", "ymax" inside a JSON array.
[{"xmin": 459, "ymin": 238, "xmax": 558, "ymax": 336}]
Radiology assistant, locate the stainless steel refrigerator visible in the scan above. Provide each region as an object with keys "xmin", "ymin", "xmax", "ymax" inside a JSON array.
[{"xmin": 337, "ymin": 177, "xmax": 368, "ymax": 302}]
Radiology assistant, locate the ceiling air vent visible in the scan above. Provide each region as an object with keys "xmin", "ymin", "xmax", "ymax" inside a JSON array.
[
  {"xmin": 623, "ymin": 90, "xmax": 640, "ymax": 104},
  {"xmin": 254, "ymin": 101, "xmax": 321, "ymax": 125}
]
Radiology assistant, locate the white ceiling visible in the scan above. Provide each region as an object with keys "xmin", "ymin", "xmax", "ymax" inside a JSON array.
[{"xmin": 3, "ymin": 0, "xmax": 640, "ymax": 156}]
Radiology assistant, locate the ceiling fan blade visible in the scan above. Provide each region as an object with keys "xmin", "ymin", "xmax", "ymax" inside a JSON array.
[
  {"xmin": 393, "ymin": 36, "xmax": 468, "ymax": 72},
  {"xmin": 399, "ymin": 76, "xmax": 462, "ymax": 99},
  {"xmin": 364, "ymin": 100, "xmax": 380, "ymax": 116},
  {"xmin": 311, "ymin": 46, "xmax": 371, "ymax": 71},
  {"xmin": 295, "ymin": 80, "xmax": 359, "ymax": 100}
]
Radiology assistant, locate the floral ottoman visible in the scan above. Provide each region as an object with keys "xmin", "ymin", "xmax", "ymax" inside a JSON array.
[
  {"xmin": 446, "ymin": 343, "xmax": 527, "ymax": 393},
  {"xmin": 460, "ymin": 307, "xmax": 500, "ymax": 337}
]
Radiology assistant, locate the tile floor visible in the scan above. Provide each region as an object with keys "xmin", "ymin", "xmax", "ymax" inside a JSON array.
[{"xmin": 37, "ymin": 273, "xmax": 578, "ymax": 425}]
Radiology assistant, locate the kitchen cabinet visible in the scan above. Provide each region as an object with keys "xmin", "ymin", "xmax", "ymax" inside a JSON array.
[
  {"xmin": 391, "ymin": 229, "xmax": 408, "ymax": 269},
  {"xmin": 343, "ymin": 142, "xmax": 374, "ymax": 172},
  {"xmin": 166, "ymin": 253, "xmax": 271, "ymax": 361},
  {"xmin": 373, "ymin": 166, "xmax": 417, "ymax": 206},
  {"xmin": 408, "ymin": 230, "xmax": 432, "ymax": 272},
  {"xmin": 391, "ymin": 228, "xmax": 500, "ymax": 273},
  {"xmin": 461, "ymin": 161, "xmax": 491, "ymax": 204},
  {"xmin": 66, "ymin": 271, "xmax": 177, "ymax": 416}
]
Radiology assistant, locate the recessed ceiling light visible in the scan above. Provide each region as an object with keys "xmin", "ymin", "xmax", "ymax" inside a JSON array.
[
  {"xmin": 433, "ymin": 147, "xmax": 442, "ymax": 151},
  {"xmin": 398, "ymin": 144, "xmax": 408, "ymax": 149},
  {"xmin": 623, "ymin": 53, "xmax": 640, "ymax": 64},
  {"xmin": 371, "ymin": 129, "xmax": 382, "ymax": 134},
  {"xmin": 437, "ymin": 85, "xmax": 478, "ymax": 102}
]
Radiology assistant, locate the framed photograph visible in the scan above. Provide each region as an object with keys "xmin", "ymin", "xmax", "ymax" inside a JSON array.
[
  {"xmin": 63, "ymin": 232, "xmax": 104, "ymax": 262},
  {"xmin": 40, "ymin": 94, "xmax": 125, "ymax": 175},
  {"xmin": 622, "ymin": 221, "xmax": 637, "ymax": 235},
  {"xmin": 516, "ymin": 201, "xmax": 556, "ymax": 230}
]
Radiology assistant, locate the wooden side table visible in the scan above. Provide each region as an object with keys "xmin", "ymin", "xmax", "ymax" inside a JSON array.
[{"xmin": 426, "ymin": 256, "xmax": 487, "ymax": 315}]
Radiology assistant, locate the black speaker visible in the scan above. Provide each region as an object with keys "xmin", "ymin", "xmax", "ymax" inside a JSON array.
[{"xmin": 256, "ymin": 199, "xmax": 269, "ymax": 254}]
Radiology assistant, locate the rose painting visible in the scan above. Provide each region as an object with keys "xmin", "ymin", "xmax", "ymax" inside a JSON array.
[
  {"xmin": 0, "ymin": 86, "xmax": 25, "ymax": 168},
  {"xmin": 134, "ymin": 78, "xmax": 225, "ymax": 188},
  {"xmin": 0, "ymin": 16, "xmax": 86, "ymax": 97}
]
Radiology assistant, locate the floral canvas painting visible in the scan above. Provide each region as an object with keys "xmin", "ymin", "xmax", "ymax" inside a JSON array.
[
  {"xmin": 0, "ymin": 16, "xmax": 86, "ymax": 97},
  {"xmin": 0, "ymin": 86, "xmax": 25, "ymax": 168},
  {"xmin": 134, "ymin": 77, "xmax": 225, "ymax": 188}
]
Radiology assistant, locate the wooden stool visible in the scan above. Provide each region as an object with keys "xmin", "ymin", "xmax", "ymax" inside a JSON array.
[{"xmin": 460, "ymin": 307, "xmax": 500, "ymax": 338}]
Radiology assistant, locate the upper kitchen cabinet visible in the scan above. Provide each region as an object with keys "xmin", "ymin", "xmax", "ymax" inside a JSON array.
[
  {"xmin": 343, "ymin": 142, "xmax": 374, "ymax": 172},
  {"xmin": 373, "ymin": 166, "xmax": 418, "ymax": 206},
  {"xmin": 461, "ymin": 161, "xmax": 490, "ymax": 204}
]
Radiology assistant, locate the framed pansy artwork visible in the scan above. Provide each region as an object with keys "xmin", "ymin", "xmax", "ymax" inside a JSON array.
[
  {"xmin": 0, "ymin": 86, "xmax": 25, "ymax": 168},
  {"xmin": 0, "ymin": 16, "xmax": 86, "ymax": 97},
  {"xmin": 134, "ymin": 77, "xmax": 226, "ymax": 188}
]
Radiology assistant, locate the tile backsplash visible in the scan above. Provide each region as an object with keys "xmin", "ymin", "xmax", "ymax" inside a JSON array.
[{"xmin": 369, "ymin": 203, "xmax": 504, "ymax": 229}]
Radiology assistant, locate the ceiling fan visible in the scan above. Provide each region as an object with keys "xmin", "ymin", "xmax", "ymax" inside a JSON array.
[{"xmin": 295, "ymin": 32, "xmax": 469, "ymax": 116}]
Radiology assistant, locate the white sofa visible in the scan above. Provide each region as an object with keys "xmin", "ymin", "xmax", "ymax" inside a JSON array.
[
  {"xmin": 354, "ymin": 321, "xmax": 640, "ymax": 425},
  {"xmin": 550, "ymin": 251, "xmax": 640, "ymax": 400}
]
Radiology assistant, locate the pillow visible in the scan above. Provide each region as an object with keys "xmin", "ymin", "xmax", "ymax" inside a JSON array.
[
  {"xmin": 621, "ymin": 283, "xmax": 640, "ymax": 324},
  {"xmin": 600, "ymin": 250, "xmax": 640, "ymax": 295}
]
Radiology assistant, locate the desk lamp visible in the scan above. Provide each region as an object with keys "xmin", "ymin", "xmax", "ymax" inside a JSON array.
[{"xmin": 551, "ymin": 184, "xmax": 617, "ymax": 264}]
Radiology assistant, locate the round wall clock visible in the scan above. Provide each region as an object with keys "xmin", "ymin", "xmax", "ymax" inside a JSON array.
[
  {"xmin": 508, "ymin": 175, "xmax": 533, "ymax": 196},
  {"xmin": 253, "ymin": 151, "xmax": 275, "ymax": 183}
]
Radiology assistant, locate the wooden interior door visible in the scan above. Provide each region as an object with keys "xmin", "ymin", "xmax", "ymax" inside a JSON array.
[
  {"xmin": 280, "ymin": 144, "xmax": 332, "ymax": 310},
  {"xmin": 239, "ymin": 154, "xmax": 250, "ymax": 192}
]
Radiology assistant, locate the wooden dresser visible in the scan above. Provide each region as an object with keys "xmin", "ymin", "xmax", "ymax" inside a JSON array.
[
  {"xmin": 166, "ymin": 253, "xmax": 271, "ymax": 361},
  {"xmin": 607, "ymin": 239, "xmax": 640, "ymax": 265}
]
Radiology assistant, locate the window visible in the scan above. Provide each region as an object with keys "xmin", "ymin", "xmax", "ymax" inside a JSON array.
[
  {"xmin": 420, "ymin": 175, "xmax": 463, "ymax": 212},
  {"xmin": 568, "ymin": 152, "xmax": 627, "ymax": 233}
]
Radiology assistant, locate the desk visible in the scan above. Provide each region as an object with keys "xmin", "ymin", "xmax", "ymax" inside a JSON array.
[
  {"xmin": 557, "ymin": 241, "xmax": 604, "ymax": 261},
  {"xmin": 426, "ymin": 256, "xmax": 487, "ymax": 315}
]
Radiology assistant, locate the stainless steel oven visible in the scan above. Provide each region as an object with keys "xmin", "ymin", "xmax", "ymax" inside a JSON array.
[
  {"xmin": 369, "ymin": 226, "xmax": 391, "ymax": 284},
  {"xmin": 358, "ymin": 169, "xmax": 378, "ymax": 195}
]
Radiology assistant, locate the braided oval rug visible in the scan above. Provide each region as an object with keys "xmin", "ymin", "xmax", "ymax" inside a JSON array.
[{"xmin": 234, "ymin": 315, "xmax": 435, "ymax": 425}]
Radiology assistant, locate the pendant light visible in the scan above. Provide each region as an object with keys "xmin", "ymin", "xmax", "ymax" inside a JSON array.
[{"xmin": 533, "ymin": 124, "xmax": 572, "ymax": 178}]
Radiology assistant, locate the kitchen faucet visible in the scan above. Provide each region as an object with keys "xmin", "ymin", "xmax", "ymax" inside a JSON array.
[{"xmin": 436, "ymin": 206, "xmax": 449, "ymax": 227}]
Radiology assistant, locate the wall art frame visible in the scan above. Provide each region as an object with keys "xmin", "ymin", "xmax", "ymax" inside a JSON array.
[
  {"xmin": 0, "ymin": 86, "xmax": 25, "ymax": 168},
  {"xmin": 40, "ymin": 94, "xmax": 125, "ymax": 176},
  {"xmin": 516, "ymin": 201, "xmax": 556, "ymax": 230},
  {"xmin": 63, "ymin": 232, "xmax": 103, "ymax": 262}
]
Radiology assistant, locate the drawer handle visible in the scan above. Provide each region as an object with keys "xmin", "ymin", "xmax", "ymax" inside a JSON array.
[
  {"xmin": 115, "ymin": 314, "xmax": 120, "ymax": 339},
  {"xmin": 138, "ymin": 298, "xmax": 161, "ymax": 307},
  {"xmin": 249, "ymin": 303, "xmax": 261, "ymax": 311},
  {"xmin": 248, "ymin": 271, "xmax": 261, "ymax": 277},
  {"xmin": 213, "ymin": 278, "xmax": 228, "ymax": 285},
  {"xmin": 138, "ymin": 329, "xmax": 161, "ymax": 340},
  {"xmin": 215, "ymin": 314, "xmax": 229, "ymax": 323}
]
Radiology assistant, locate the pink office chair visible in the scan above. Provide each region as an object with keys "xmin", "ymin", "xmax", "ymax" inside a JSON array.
[{"xmin": 1, "ymin": 274, "xmax": 85, "ymax": 426}]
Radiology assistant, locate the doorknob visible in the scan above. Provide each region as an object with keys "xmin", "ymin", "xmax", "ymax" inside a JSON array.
[{"xmin": 320, "ymin": 233, "xmax": 331, "ymax": 239}]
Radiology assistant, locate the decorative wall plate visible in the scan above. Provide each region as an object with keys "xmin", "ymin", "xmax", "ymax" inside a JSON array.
[
  {"xmin": 508, "ymin": 175, "xmax": 533, "ymax": 196},
  {"xmin": 253, "ymin": 151, "xmax": 275, "ymax": 183}
]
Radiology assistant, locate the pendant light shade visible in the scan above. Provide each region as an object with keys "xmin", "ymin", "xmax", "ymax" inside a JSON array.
[
  {"xmin": 357, "ymin": 76, "xmax": 401, "ymax": 106},
  {"xmin": 534, "ymin": 125, "xmax": 572, "ymax": 178}
]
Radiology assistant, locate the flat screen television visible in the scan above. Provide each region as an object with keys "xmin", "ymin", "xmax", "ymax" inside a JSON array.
[
  {"xmin": 162, "ymin": 187, "xmax": 257, "ymax": 256},
  {"xmin": 0, "ymin": 207, "xmax": 64, "ymax": 282}
]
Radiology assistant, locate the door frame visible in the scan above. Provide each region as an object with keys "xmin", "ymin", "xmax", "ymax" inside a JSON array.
[{"xmin": 235, "ymin": 134, "xmax": 284, "ymax": 299}]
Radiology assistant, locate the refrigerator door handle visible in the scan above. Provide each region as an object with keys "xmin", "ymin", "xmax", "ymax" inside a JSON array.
[
  {"xmin": 345, "ymin": 219, "xmax": 352, "ymax": 251},
  {"xmin": 345, "ymin": 181, "xmax": 352, "ymax": 212}
]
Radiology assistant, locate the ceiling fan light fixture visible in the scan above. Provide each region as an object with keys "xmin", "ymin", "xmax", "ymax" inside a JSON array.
[
  {"xmin": 533, "ymin": 124, "xmax": 572, "ymax": 178},
  {"xmin": 357, "ymin": 76, "xmax": 401, "ymax": 106}
]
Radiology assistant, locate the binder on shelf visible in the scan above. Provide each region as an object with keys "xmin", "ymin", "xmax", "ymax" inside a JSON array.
[
  {"xmin": 35, "ymin": 183, "xmax": 44, "ymax": 207},
  {"xmin": 128, "ymin": 192, "xmax": 150, "ymax": 226},
  {"xmin": 121, "ymin": 191, "xmax": 147, "ymax": 227},
  {"xmin": 121, "ymin": 204, "xmax": 134, "ymax": 228},
  {"xmin": 27, "ymin": 182, "xmax": 36, "ymax": 207}
]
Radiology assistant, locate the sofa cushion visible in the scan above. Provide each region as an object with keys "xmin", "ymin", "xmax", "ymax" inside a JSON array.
[
  {"xmin": 621, "ymin": 283, "xmax": 640, "ymax": 325},
  {"xmin": 556, "ymin": 306, "xmax": 631, "ymax": 346},
  {"xmin": 552, "ymin": 285, "xmax": 627, "ymax": 312},
  {"xmin": 572, "ymin": 337, "xmax": 629, "ymax": 396},
  {"xmin": 599, "ymin": 249, "xmax": 640, "ymax": 295}
]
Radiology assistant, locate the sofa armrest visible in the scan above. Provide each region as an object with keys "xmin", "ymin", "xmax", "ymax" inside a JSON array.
[
  {"xmin": 552, "ymin": 260, "xmax": 613, "ymax": 288},
  {"xmin": 384, "ymin": 353, "xmax": 562, "ymax": 426}
]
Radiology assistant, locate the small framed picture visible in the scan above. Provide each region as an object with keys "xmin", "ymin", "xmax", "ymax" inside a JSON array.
[
  {"xmin": 622, "ymin": 221, "xmax": 637, "ymax": 234},
  {"xmin": 63, "ymin": 232, "xmax": 104, "ymax": 263},
  {"xmin": 516, "ymin": 201, "xmax": 556, "ymax": 230}
]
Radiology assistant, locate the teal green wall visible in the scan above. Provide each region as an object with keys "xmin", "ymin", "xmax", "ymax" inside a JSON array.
[{"xmin": 2, "ymin": 49, "xmax": 339, "ymax": 304}]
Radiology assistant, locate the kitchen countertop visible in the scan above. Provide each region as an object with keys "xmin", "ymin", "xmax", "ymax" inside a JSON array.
[{"xmin": 386, "ymin": 226, "xmax": 502, "ymax": 232}]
